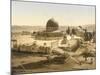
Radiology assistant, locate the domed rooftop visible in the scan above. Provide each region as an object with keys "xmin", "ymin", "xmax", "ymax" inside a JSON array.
[{"xmin": 46, "ymin": 18, "xmax": 59, "ymax": 32}]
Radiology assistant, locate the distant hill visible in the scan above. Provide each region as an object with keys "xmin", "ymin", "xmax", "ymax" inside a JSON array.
[
  {"xmin": 12, "ymin": 26, "xmax": 45, "ymax": 32},
  {"xmin": 12, "ymin": 24, "xmax": 95, "ymax": 33},
  {"xmin": 82, "ymin": 24, "xmax": 96, "ymax": 32}
]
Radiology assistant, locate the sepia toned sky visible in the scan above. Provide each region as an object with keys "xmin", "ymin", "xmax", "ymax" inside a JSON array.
[{"xmin": 12, "ymin": 1, "xmax": 95, "ymax": 26}]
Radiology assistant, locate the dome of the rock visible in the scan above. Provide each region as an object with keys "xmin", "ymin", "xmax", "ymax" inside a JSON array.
[{"xmin": 46, "ymin": 18, "xmax": 59, "ymax": 32}]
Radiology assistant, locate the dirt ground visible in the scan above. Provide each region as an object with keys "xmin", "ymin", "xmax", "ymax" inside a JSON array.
[{"xmin": 11, "ymin": 51, "xmax": 96, "ymax": 74}]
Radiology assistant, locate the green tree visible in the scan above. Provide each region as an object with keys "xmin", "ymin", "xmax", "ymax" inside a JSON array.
[
  {"xmin": 66, "ymin": 27, "xmax": 70, "ymax": 35},
  {"xmin": 72, "ymin": 28, "xmax": 76, "ymax": 35}
]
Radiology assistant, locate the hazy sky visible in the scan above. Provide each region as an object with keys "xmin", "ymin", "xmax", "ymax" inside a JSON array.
[{"xmin": 12, "ymin": 1, "xmax": 95, "ymax": 26}]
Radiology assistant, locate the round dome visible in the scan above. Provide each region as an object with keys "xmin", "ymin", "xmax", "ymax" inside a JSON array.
[{"xmin": 46, "ymin": 18, "xmax": 59, "ymax": 32}]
